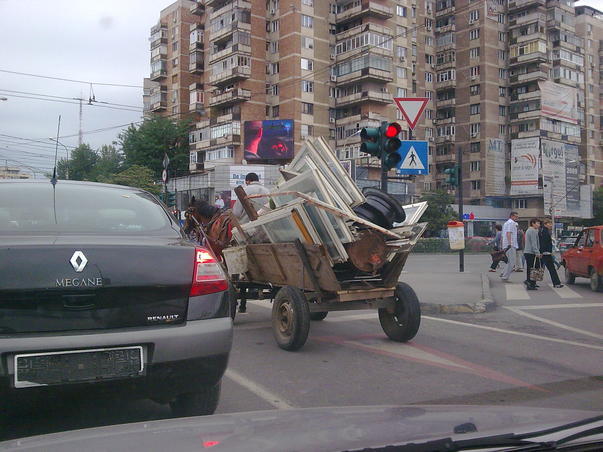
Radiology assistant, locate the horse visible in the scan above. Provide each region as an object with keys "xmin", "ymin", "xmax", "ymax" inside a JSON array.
[{"xmin": 184, "ymin": 196, "xmax": 234, "ymax": 259}]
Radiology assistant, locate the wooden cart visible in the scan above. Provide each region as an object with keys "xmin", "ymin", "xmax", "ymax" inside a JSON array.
[{"xmin": 223, "ymin": 239, "xmax": 420, "ymax": 351}]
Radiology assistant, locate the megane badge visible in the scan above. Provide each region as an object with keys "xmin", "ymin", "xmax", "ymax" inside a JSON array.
[{"xmin": 70, "ymin": 251, "xmax": 88, "ymax": 272}]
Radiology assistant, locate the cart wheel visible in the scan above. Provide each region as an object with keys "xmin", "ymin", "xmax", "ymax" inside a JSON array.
[
  {"xmin": 272, "ymin": 286, "xmax": 310, "ymax": 351},
  {"xmin": 379, "ymin": 282, "xmax": 421, "ymax": 342},
  {"xmin": 310, "ymin": 312, "xmax": 328, "ymax": 321}
]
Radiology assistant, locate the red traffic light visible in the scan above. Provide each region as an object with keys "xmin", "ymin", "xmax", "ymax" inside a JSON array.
[{"xmin": 384, "ymin": 122, "xmax": 402, "ymax": 138}]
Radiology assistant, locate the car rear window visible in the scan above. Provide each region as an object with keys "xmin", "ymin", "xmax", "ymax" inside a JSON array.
[{"xmin": 0, "ymin": 183, "xmax": 176, "ymax": 235}]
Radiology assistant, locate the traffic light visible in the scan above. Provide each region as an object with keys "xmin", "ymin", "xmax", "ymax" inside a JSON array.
[
  {"xmin": 359, "ymin": 121, "xmax": 403, "ymax": 170},
  {"xmin": 444, "ymin": 165, "xmax": 459, "ymax": 187},
  {"xmin": 167, "ymin": 192, "xmax": 176, "ymax": 207}
]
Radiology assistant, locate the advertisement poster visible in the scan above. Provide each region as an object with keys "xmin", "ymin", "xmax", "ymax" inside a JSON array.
[
  {"xmin": 244, "ymin": 119, "xmax": 294, "ymax": 161},
  {"xmin": 564, "ymin": 143, "xmax": 580, "ymax": 216},
  {"xmin": 541, "ymin": 139, "xmax": 566, "ymax": 216},
  {"xmin": 486, "ymin": 138, "xmax": 506, "ymax": 196},
  {"xmin": 485, "ymin": 0, "xmax": 500, "ymax": 20},
  {"xmin": 229, "ymin": 165, "xmax": 265, "ymax": 200},
  {"xmin": 510, "ymin": 138, "xmax": 540, "ymax": 195},
  {"xmin": 539, "ymin": 81, "xmax": 578, "ymax": 125}
]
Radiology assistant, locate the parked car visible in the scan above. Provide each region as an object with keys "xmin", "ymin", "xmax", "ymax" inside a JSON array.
[
  {"xmin": 0, "ymin": 180, "xmax": 233, "ymax": 416},
  {"xmin": 561, "ymin": 226, "xmax": 603, "ymax": 292}
]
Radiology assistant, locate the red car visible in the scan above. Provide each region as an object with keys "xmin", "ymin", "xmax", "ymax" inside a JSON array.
[{"xmin": 562, "ymin": 226, "xmax": 603, "ymax": 292}]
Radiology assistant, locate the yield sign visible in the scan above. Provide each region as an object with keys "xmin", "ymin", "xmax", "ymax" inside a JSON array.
[{"xmin": 393, "ymin": 97, "xmax": 429, "ymax": 129}]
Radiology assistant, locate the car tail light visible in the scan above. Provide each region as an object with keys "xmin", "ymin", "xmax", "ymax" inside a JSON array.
[{"xmin": 190, "ymin": 247, "xmax": 228, "ymax": 296}]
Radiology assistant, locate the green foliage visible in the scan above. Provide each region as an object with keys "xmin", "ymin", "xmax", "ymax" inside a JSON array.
[
  {"xmin": 57, "ymin": 144, "xmax": 97, "ymax": 181},
  {"xmin": 109, "ymin": 165, "xmax": 161, "ymax": 195},
  {"xmin": 419, "ymin": 190, "xmax": 457, "ymax": 236},
  {"xmin": 118, "ymin": 116, "xmax": 191, "ymax": 179}
]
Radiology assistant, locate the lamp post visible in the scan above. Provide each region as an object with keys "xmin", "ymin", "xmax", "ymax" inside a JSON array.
[{"xmin": 49, "ymin": 138, "xmax": 70, "ymax": 180}]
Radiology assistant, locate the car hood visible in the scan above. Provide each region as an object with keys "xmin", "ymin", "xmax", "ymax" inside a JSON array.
[{"xmin": 0, "ymin": 405, "xmax": 600, "ymax": 451}]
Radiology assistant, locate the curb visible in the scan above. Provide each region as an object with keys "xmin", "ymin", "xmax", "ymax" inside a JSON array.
[{"xmin": 419, "ymin": 272, "xmax": 496, "ymax": 315}]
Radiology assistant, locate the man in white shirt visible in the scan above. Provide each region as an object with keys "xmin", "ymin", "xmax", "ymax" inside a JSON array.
[
  {"xmin": 500, "ymin": 211, "xmax": 519, "ymax": 281},
  {"xmin": 232, "ymin": 172, "xmax": 270, "ymax": 223}
]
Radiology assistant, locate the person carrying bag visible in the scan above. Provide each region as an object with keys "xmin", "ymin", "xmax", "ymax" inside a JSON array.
[{"xmin": 524, "ymin": 218, "xmax": 542, "ymax": 290}]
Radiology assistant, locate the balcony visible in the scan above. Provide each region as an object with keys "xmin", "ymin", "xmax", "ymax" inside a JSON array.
[
  {"xmin": 335, "ymin": 1, "xmax": 393, "ymax": 24},
  {"xmin": 435, "ymin": 116, "xmax": 456, "ymax": 125},
  {"xmin": 435, "ymin": 24, "xmax": 455, "ymax": 34},
  {"xmin": 210, "ymin": 19, "xmax": 251, "ymax": 41},
  {"xmin": 149, "ymin": 25, "xmax": 168, "ymax": 49},
  {"xmin": 336, "ymin": 67, "xmax": 393, "ymax": 85},
  {"xmin": 150, "ymin": 65, "xmax": 167, "ymax": 81},
  {"xmin": 150, "ymin": 93, "xmax": 167, "ymax": 112},
  {"xmin": 189, "ymin": 30, "xmax": 204, "ymax": 50},
  {"xmin": 435, "ymin": 79, "xmax": 456, "ymax": 89},
  {"xmin": 335, "ymin": 90, "xmax": 391, "ymax": 106},
  {"xmin": 508, "ymin": 0, "xmax": 545, "ymax": 10},
  {"xmin": 510, "ymin": 70, "xmax": 548, "ymax": 83},
  {"xmin": 508, "ymin": 12, "xmax": 546, "ymax": 28},
  {"xmin": 209, "ymin": 88, "xmax": 251, "ymax": 106},
  {"xmin": 435, "ymin": 135, "xmax": 455, "ymax": 143},
  {"xmin": 435, "ymin": 153, "xmax": 456, "ymax": 163},
  {"xmin": 210, "ymin": 0, "xmax": 251, "ymax": 20},
  {"xmin": 336, "ymin": 23, "xmax": 393, "ymax": 41},
  {"xmin": 190, "ymin": 1, "xmax": 205, "ymax": 15},
  {"xmin": 436, "ymin": 98, "xmax": 456, "ymax": 107},
  {"xmin": 209, "ymin": 43, "xmax": 251, "ymax": 63},
  {"xmin": 209, "ymin": 66, "xmax": 251, "ymax": 85},
  {"xmin": 508, "ymin": 51, "xmax": 548, "ymax": 66}
]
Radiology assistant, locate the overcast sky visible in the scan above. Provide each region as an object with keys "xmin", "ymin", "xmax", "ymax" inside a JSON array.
[{"xmin": 0, "ymin": 0, "xmax": 600, "ymax": 177}]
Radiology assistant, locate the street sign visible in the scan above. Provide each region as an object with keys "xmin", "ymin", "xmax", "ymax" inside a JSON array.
[
  {"xmin": 395, "ymin": 141, "xmax": 429, "ymax": 175},
  {"xmin": 162, "ymin": 169, "xmax": 168, "ymax": 183},
  {"xmin": 162, "ymin": 153, "xmax": 170, "ymax": 169},
  {"xmin": 393, "ymin": 97, "xmax": 429, "ymax": 130}
]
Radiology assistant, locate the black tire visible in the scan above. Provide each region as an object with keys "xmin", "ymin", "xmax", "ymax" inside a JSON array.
[
  {"xmin": 272, "ymin": 286, "xmax": 310, "ymax": 351},
  {"xmin": 590, "ymin": 268, "xmax": 603, "ymax": 292},
  {"xmin": 564, "ymin": 263, "xmax": 576, "ymax": 285},
  {"xmin": 169, "ymin": 381, "xmax": 221, "ymax": 417},
  {"xmin": 310, "ymin": 311, "xmax": 328, "ymax": 321},
  {"xmin": 379, "ymin": 282, "xmax": 421, "ymax": 342}
]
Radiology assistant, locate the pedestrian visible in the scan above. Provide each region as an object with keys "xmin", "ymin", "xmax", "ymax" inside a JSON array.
[
  {"xmin": 232, "ymin": 172, "xmax": 271, "ymax": 223},
  {"xmin": 215, "ymin": 195, "xmax": 225, "ymax": 209},
  {"xmin": 515, "ymin": 227, "xmax": 525, "ymax": 272},
  {"xmin": 524, "ymin": 218, "xmax": 541, "ymax": 290},
  {"xmin": 540, "ymin": 219, "xmax": 564, "ymax": 288},
  {"xmin": 500, "ymin": 211, "xmax": 519, "ymax": 282},
  {"xmin": 488, "ymin": 224, "xmax": 503, "ymax": 272}
]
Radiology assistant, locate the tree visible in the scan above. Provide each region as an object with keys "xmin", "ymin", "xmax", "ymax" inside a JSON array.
[
  {"xmin": 109, "ymin": 165, "xmax": 161, "ymax": 195},
  {"xmin": 118, "ymin": 116, "xmax": 191, "ymax": 179},
  {"xmin": 57, "ymin": 144, "xmax": 97, "ymax": 181},
  {"xmin": 93, "ymin": 145, "xmax": 123, "ymax": 181},
  {"xmin": 420, "ymin": 190, "xmax": 457, "ymax": 237}
]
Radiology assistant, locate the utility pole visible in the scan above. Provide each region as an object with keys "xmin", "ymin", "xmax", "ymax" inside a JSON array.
[
  {"xmin": 78, "ymin": 97, "xmax": 83, "ymax": 147},
  {"xmin": 457, "ymin": 145, "xmax": 464, "ymax": 273}
]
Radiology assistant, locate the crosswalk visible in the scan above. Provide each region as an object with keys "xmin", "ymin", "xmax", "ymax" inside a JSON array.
[{"xmin": 504, "ymin": 281, "xmax": 583, "ymax": 301}]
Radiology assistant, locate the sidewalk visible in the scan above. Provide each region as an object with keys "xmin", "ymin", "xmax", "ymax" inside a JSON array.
[{"xmin": 400, "ymin": 253, "xmax": 495, "ymax": 314}]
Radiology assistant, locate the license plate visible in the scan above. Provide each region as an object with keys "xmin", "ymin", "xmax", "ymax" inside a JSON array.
[{"xmin": 14, "ymin": 346, "xmax": 144, "ymax": 389}]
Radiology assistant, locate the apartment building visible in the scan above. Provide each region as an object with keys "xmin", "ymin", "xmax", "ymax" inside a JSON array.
[{"xmin": 145, "ymin": 0, "xmax": 600, "ymax": 216}]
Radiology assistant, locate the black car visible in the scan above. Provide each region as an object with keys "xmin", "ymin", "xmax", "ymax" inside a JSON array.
[{"xmin": 0, "ymin": 180, "xmax": 233, "ymax": 416}]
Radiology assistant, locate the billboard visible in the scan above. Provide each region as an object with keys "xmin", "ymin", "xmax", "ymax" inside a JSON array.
[
  {"xmin": 228, "ymin": 165, "xmax": 265, "ymax": 201},
  {"xmin": 244, "ymin": 120, "xmax": 294, "ymax": 161},
  {"xmin": 485, "ymin": 138, "xmax": 506, "ymax": 196},
  {"xmin": 510, "ymin": 138, "xmax": 540, "ymax": 195},
  {"xmin": 541, "ymin": 139, "xmax": 567, "ymax": 215},
  {"xmin": 539, "ymin": 81, "xmax": 578, "ymax": 125}
]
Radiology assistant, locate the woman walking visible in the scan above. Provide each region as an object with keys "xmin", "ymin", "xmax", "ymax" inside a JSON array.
[
  {"xmin": 540, "ymin": 219, "xmax": 564, "ymax": 288},
  {"xmin": 524, "ymin": 218, "xmax": 541, "ymax": 290}
]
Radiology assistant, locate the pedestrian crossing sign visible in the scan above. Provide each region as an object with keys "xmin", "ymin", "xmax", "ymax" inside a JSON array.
[{"xmin": 395, "ymin": 141, "xmax": 429, "ymax": 175}]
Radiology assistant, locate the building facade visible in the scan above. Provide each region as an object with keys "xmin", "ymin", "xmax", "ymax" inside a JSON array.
[{"xmin": 144, "ymin": 0, "xmax": 601, "ymax": 217}]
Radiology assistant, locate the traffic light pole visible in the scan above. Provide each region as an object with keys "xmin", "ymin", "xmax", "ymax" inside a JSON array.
[{"xmin": 457, "ymin": 146, "xmax": 464, "ymax": 273}]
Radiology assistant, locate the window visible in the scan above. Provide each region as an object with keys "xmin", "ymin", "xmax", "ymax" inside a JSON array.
[
  {"xmin": 498, "ymin": 13, "xmax": 505, "ymax": 23},
  {"xmin": 396, "ymin": 46, "xmax": 407, "ymax": 58},
  {"xmin": 469, "ymin": 9, "xmax": 479, "ymax": 22},
  {"xmin": 470, "ymin": 85, "xmax": 480, "ymax": 95},
  {"xmin": 396, "ymin": 5, "xmax": 407, "ymax": 16},
  {"xmin": 425, "ymin": 109, "xmax": 433, "ymax": 119},
  {"xmin": 425, "ymin": 72, "xmax": 433, "ymax": 82},
  {"xmin": 470, "ymin": 142, "xmax": 480, "ymax": 153},
  {"xmin": 470, "ymin": 104, "xmax": 480, "ymax": 115},
  {"xmin": 469, "ymin": 29, "xmax": 479, "ymax": 40},
  {"xmin": 412, "ymin": 6, "xmax": 416, "ymax": 17},
  {"xmin": 172, "ymin": 57, "xmax": 179, "ymax": 67},
  {"xmin": 469, "ymin": 48, "xmax": 480, "ymax": 58},
  {"xmin": 397, "ymin": 87, "xmax": 407, "ymax": 97},
  {"xmin": 499, "ymin": 68, "xmax": 507, "ymax": 79},
  {"xmin": 436, "ymin": 69, "xmax": 455, "ymax": 82},
  {"xmin": 267, "ymin": 20, "xmax": 280, "ymax": 32},
  {"xmin": 499, "ymin": 86, "xmax": 506, "ymax": 97},
  {"xmin": 425, "ymin": 90, "xmax": 433, "ymax": 99},
  {"xmin": 512, "ymin": 199, "xmax": 527, "ymax": 209},
  {"xmin": 302, "ymin": 36, "xmax": 314, "ymax": 49},
  {"xmin": 425, "ymin": 18, "xmax": 433, "ymax": 30},
  {"xmin": 301, "ymin": 14, "xmax": 313, "ymax": 28},
  {"xmin": 271, "ymin": 105, "xmax": 279, "ymax": 117},
  {"xmin": 301, "ymin": 58, "xmax": 313, "ymax": 70},
  {"xmin": 172, "ymin": 41, "xmax": 178, "ymax": 51},
  {"xmin": 470, "ymin": 66, "xmax": 479, "ymax": 78},
  {"xmin": 302, "ymin": 102, "xmax": 313, "ymax": 115},
  {"xmin": 425, "ymin": 54, "xmax": 434, "ymax": 64},
  {"xmin": 302, "ymin": 80, "xmax": 314, "ymax": 92},
  {"xmin": 499, "ymin": 105, "xmax": 506, "ymax": 116},
  {"xmin": 470, "ymin": 123, "xmax": 480, "ymax": 136},
  {"xmin": 397, "ymin": 67, "xmax": 407, "ymax": 78},
  {"xmin": 498, "ymin": 31, "xmax": 506, "ymax": 41},
  {"xmin": 470, "ymin": 161, "xmax": 480, "ymax": 172},
  {"xmin": 425, "ymin": 36, "xmax": 434, "ymax": 46},
  {"xmin": 471, "ymin": 180, "xmax": 481, "ymax": 190},
  {"xmin": 499, "ymin": 124, "xmax": 507, "ymax": 135},
  {"xmin": 302, "ymin": 0, "xmax": 313, "ymax": 5},
  {"xmin": 301, "ymin": 124, "xmax": 313, "ymax": 138}
]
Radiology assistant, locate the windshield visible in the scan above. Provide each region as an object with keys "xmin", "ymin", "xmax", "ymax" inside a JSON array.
[{"xmin": 1, "ymin": 0, "xmax": 602, "ymax": 448}]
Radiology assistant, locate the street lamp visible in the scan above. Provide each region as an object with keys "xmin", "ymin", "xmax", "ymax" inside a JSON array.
[
  {"xmin": 0, "ymin": 97, "xmax": 7, "ymax": 101},
  {"xmin": 49, "ymin": 138, "xmax": 70, "ymax": 180}
]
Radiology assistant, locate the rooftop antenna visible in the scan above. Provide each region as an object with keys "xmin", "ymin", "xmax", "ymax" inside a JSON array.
[{"xmin": 50, "ymin": 115, "xmax": 61, "ymax": 185}]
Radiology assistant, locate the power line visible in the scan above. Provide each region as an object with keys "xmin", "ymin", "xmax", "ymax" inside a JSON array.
[
  {"xmin": 0, "ymin": 93, "xmax": 143, "ymax": 113},
  {"xmin": 0, "ymin": 69, "xmax": 143, "ymax": 89},
  {"xmin": 0, "ymin": 88, "xmax": 143, "ymax": 110},
  {"xmin": 0, "ymin": 133, "xmax": 77, "ymax": 148}
]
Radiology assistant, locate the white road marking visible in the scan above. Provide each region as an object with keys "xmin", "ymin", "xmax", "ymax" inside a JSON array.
[
  {"xmin": 225, "ymin": 368, "xmax": 295, "ymax": 410},
  {"xmin": 423, "ymin": 316, "xmax": 603, "ymax": 351},
  {"xmin": 548, "ymin": 283, "xmax": 583, "ymax": 299},
  {"xmin": 505, "ymin": 283, "xmax": 531, "ymax": 300},
  {"xmin": 513, "ymin": 303, "xmax": 603, "ymax": 310},
  {"xmin": 503, "ymin": 306, "xmax": 603, "ymax": 341}
]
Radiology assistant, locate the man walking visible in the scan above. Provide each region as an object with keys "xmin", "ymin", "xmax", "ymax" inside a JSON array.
[
  {"xmin": 232, "ymin": 172, "xmax": 270, "ymax": 224},
  {"xmin": 500, "ymin": 211, "xmax": 519, "ymax": 282},
  {"xmin": 540, "ymin": 219, "xmax": 563, "ymax": 288},
  {"xmin": 524, "ymin": 218, "xmax": 541, "ymax": 290}
]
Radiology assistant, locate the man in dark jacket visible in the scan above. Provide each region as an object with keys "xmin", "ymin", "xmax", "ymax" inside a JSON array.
[{"xmin": 540, "ymin": 219, "xmax": 563, "ymax": 288}]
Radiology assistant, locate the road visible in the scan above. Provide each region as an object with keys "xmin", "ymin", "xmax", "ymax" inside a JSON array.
[{"xmin": 2, "ymin": 253, "xmax": 602, "ymax": 441}]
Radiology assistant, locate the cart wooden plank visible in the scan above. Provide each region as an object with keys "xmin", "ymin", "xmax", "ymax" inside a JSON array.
[{"xmin": 335, "ymin": 287, "xmax": 394, "ymax": 302}]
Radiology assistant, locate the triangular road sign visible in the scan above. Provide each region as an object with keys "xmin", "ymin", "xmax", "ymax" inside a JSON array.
[
  {"xmin": 393, "ymin": 97, "xmax": 429, "ymax": 129},
  {"xmin": 400, "ymin": 145, "xmax": 426, "ymax": 170}
]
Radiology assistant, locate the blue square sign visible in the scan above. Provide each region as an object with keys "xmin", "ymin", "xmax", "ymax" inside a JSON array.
[{"xmin": 395, "ymin": 141, "xmax": 429, "ymax": 175}]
